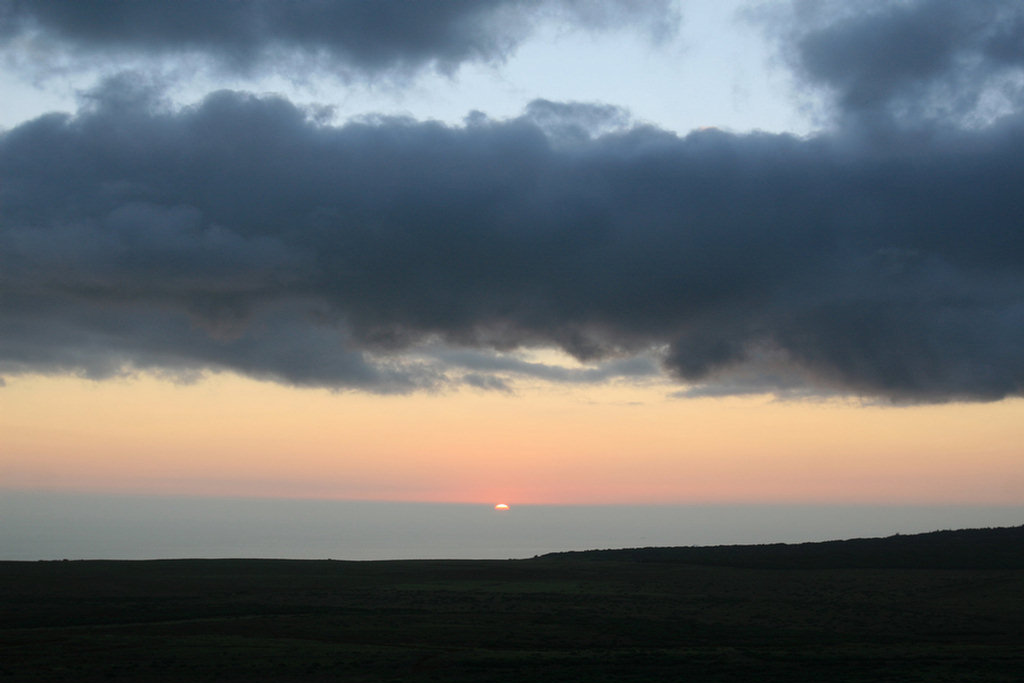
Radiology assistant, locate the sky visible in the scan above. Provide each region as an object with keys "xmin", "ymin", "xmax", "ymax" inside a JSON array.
[{"xmin": 2, "ymin": 0, "xmax": 1024, "ymax": 513}]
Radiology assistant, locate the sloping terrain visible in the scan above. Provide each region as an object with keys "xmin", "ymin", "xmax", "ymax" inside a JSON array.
[{"xmin": 546, "ymin": 524, "xmax": 1024, "ymax": 569}]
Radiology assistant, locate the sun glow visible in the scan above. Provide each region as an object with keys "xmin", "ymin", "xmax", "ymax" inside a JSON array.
[
  {"xmin": 494, "ymin": 503, "xmax": 510, "ymax": 511},
  {"xmin": 2, "ymin": 373, "xmax": 1024, "ymax": 505}
]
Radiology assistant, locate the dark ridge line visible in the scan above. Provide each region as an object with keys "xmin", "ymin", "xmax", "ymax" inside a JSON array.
[
  {"xmin": 540, "ymin": 524, "xmax": 1024, "ymax": 570},
  {"xmin": 3, "ymin": 525, "xmax": 1022, "ymax": 570}
]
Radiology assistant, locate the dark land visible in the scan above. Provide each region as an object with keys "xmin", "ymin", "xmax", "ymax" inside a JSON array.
[{"xmin": 3, "ymin": 525, "xmax": 1023, "ymax": 682}]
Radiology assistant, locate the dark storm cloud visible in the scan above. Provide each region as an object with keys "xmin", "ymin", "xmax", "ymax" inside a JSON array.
[
  {"xmin": 0, "ymin": 0, "xmax": 675, "ymax": 78},
  {"xmin": 3, "ymin": 76, "xmax": 1024, "ymax": 402},
  {"xmin": 771, "ymin": 0, "xmax": 1024, "ymax": 127}
]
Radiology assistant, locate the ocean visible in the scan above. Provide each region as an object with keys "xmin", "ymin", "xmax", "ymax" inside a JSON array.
[{"xmin": 2, "ymin": 490, "xmax": 1022, "ymax": 561}]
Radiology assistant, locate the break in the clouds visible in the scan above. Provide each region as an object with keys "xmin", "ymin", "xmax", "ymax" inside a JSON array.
[
  {"xmin": 0, "ymin": 0, "xmax": 675, "ymax": 79},
  {"xmin": 2, "ymin": 0, "xmax": 1024, "ymax": 403}
]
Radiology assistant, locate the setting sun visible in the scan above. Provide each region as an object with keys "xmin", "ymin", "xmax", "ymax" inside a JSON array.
[{"xmin": 494, "ymin": 504, "xmax": 510, "ymax": 511}]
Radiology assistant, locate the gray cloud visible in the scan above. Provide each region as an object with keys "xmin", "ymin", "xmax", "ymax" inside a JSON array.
[
  {"xmin": 2, "ymin": 74, "xmax": 1024, "ymax": 403},
  {"xmin": 0, "ymin": 0, "xmax": 676, "ymax": 79},
  {"xmin": 767, "ymin": 0, "xmax": 1024, "ymax": 128},
  {"xmin": 3, "ymin": 2, "xmax": 1024, "ymax": 402},
  {"xmin": 461, "ymin": 373, "xmax": 514, "ymax": 393}
]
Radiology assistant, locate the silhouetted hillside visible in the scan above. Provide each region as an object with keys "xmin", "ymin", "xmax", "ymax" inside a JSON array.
[
  {"xmin": 544, "ymin": 525, "xmax": 1024, "ymax": 569},
  {"xmin": 5, "ymin": 530, "xmax": 1024, "ymax": 681}
]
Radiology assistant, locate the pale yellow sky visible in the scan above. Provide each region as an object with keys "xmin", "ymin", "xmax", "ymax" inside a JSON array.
[{"xmin": 3, "ymin": 372, "xmax": 1022, "ymax": 505}]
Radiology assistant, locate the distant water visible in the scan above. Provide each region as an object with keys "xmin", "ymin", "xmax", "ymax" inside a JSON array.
[{"xmin": 2, "ymin": 490, "xmax": 1022, "ymax": 561}]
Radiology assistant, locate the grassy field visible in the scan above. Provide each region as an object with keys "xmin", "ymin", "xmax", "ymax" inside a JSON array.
[{"xmin": 2, "ymin": 527, "xmax": 1023, "ymax": 681}]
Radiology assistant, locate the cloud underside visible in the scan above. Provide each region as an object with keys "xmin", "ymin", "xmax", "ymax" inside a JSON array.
[
  {"xmin": 3, "ymin": 84, "xmax": 1023, "ymax": 402},
  {"xmin": 1, "ymin": 0, "xmax": 1023, "ymax": 403},
  {"xmin": 0, "ymin": 0, "xmax": 674, "ymax": 78}
]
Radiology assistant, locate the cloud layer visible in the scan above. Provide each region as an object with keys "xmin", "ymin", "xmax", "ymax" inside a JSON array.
[
  {"xmin": 3, "ymin": 79, "xmax": 1024, "ymax": 401},
  {"xmin": 0, "ymin": 0, "xmax": 675, "ymax": 78},
  {"xmin": 2, "ymin": 0, "xmax": 1024, "ymax": 402}
]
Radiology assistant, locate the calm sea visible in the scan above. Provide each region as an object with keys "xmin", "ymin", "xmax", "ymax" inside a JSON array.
[{"xmin": 2, "ymin": 491, "xmax": 1022, "ymax": 561}]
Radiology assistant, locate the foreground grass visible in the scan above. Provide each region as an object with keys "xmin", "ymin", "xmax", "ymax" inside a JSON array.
[{"xmin": 3, "ymin": 530, "xmax": 1024, "ymax": 681}]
